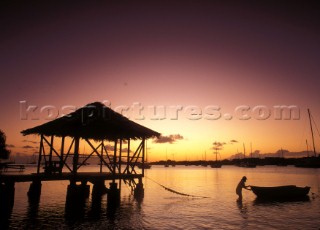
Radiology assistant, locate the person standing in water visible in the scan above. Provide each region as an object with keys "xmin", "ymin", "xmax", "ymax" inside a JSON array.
[{"xmin": 236, "ymin": 176, "xmax": 250, "ymax": 201}]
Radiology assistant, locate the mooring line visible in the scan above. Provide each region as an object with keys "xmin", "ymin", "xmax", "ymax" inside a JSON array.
[{"xmin": 145, "ymin": 176, "xmax": 210, "ymax": 199}]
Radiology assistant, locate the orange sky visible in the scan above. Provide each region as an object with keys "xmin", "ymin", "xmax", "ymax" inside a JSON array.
[{"xmin": 1, "ymin": 1, "xmax": 320, "ymax": 161}]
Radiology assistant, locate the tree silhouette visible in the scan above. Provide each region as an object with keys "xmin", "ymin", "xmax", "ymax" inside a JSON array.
[{"xmin": 0, "ymin": 129, "xmax": 10, "ymax": 159}]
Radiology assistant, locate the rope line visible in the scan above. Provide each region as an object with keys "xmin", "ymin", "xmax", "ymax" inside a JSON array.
[{"xmin": 145, "ymin": 176, "xmax": 209, "ymax": 198}]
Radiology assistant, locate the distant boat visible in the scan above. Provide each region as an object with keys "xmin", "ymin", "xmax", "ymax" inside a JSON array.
[
  {"xmin": 277, "ymin": 149, "xmax": 287, "ymax": 166},
  {"xmin": 238, "ymin": 143, "xmax": 256, "ymax": 168},
  {"xmin": 210, "ymin": 162, "xmax": 222, "ymax": 168},
  {"xmin": 238, "ymin": 162, "xmax": 256, "ymax": 168},
  {"xmin": 250, "ymin": 185, "xmax": 310, "ymax": 199},
  {"xmin": 201, "ymin": 151, "xmax": 208, "ymax": 167},
  {"xmin": 138, "ymin": 162, "xmax": 151, "ymax": 169},
  {"xmin": 295, "ymin": 109, "xmax": 320, "ymax": 168},
  {"xmin": 210, "ymin": 147, "xmax": 222, "ymax": 168}
]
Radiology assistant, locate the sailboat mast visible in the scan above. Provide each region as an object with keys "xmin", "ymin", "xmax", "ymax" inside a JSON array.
[
  {"xmin": 308, "ymin": 109, "xmax": 317, "ymax": 157},
  {"xmin": 243, "ymin": 143, "xmax": 246, "ymax": 159},
  {"xmin": 215, "ymin": 148, "xmax": 217, "ymax": 162},
  {"xmin": 306, "ymin": 139, "xmax": 309, "ymax": 157}
]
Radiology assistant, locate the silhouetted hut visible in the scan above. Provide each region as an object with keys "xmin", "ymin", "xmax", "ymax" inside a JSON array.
[{"xmin": 21, "ymin": 102, "xmax": 160, "ymax": 177}]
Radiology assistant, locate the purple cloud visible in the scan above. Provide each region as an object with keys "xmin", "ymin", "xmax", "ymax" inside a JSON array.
[{"xmin": 153, "ymin": 134, "xmax": 184, "ymax": 144}]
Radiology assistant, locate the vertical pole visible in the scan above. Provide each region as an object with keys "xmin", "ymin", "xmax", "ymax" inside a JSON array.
[
  {"xmin": 127, "ymin": 139, "xmax": 130, "ymax": 174},
  {"xmin": 306, "ymin": 139, "xmax": 309, "ymax": 157},
  {"xmin": 37, "ymin": 135, "xmax": 43, "ymax": 174},
  {"xmin": 308, "ymin": 109, "xmax": 317, "ymax": 157},
  {"xmin": 142, "ymin": 138, "xmax": 145, "ymax": 177},
  {"xmin": 48, "ymin": 135, "xmax": 54, "ymax": 166},
  {"xmin": 119, "ymin": 139, "xmax": 122, "ymax": 174},
  {"xmin": 113, "ymin": 139, "xmax": 118, "ymax": 181},
  {"xmin": 60, "ymin": 136, "xmax": 65, "ymax": 173},
  {"xmin": 100, "ymin": 140, "xmax": 103, "ymax": 173},
  {"xmin": 119, "ymin": 139, "xmax": 122, "ymax": 192},
  {"xmin": 73, "ymin": 137, "xmax": 80, "ymax": 174}
]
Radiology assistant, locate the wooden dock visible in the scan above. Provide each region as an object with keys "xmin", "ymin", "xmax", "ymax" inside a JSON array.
[
  {"xmin": 0, "ymin": 172, "xmax": 142, "ymax": 183},
  {"xmin": 0, "ymin": 163, "xmax": 25, "ymax": 172}
]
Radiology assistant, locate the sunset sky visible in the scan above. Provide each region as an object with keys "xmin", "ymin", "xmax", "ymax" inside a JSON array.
[{"xmin": 1, "ymin": 0, "xmax": 319, "ymax": 161}]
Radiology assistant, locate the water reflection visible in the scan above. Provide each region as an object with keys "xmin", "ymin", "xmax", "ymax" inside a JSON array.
[
  {"xmin": 26, "ymin": 199, "xmax": 40, "ymax": 226},
  {"xmin": 253, "ymin": 196, "xmax": 310, "ymax": 206},
  {"xmin": 0, "ymin": 207, "xmax": 12, "ymax": 230},
  {"xmin": 236, "ymin": 200, "xmax": 248, "ymax": 219},
  {"xmin": 3, "ymin": 166, "xmax": 320, "ymax": 229}
]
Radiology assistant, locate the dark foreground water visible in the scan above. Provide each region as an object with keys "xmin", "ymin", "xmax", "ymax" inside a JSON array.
[{"xmin": 1, "ymin": 165, "xmax": 320, "ymax": 229}]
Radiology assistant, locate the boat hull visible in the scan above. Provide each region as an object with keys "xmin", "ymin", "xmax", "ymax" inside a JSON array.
[
  {"xmin": 251, "ymin": 185, "xmax": 310, "ymax": 199},
  {"xmin": 210, "ymin": 163, "xmax": 222, "ymax": 168}
]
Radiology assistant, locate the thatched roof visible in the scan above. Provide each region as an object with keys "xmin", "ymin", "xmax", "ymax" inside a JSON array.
[{"xmin": 21, "ymin": 102, "xmax": 160, "ymax": 140}]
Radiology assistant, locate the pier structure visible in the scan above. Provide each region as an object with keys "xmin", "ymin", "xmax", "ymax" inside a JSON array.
[{"xmin": 0, "ymin": 102, "xmax": 160, "ymax": 212}]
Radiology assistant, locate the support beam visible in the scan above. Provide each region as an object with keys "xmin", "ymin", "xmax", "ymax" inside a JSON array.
[
  {"xmin": 60, "ymin": 136, "xmax": 65, "ymax": 173},
  {"xmin": 48, "ymin": 135, "xmax": 54, "ymax": 166},
  {"xmin": 37, "ymin": 135, "xmax": 44, "ymax": 174},
  {"xmin": 100, "ymin": 140, "xmax": 104, "ymax": 173},
  {"xmin": 126, "ymin": 139, "xmax": 130, "ymax": 174},
  {"xmin": 73, "ymin": 137, "xmax": 80, "ymax": 174},
  {"xmin": 119, "ymin": 139, "xmax": 122, "ymax": 175},
  {"xmin": 113, "ymin": 139, "xmax": 118, "ymax": 180},
  {"xmin": 142, "ymin": 138, "xmax": 145, "ymax": 177}
]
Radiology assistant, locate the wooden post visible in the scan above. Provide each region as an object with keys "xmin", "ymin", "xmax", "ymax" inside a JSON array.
[
  {"xmin": 119, "ymin": 139, "xmax": 122, "ymax": 174},
  {"xmin": 60, "ymin": 136, "xmax": 65, "ymax": 173},
  {"xmin": 127, "ymin": 139, "xmax": 130, "ymax": 174},
  {"xmin": 113, "ymin": 139, "xmax": 117, "ymax": 182},
  {"xmin": 48, "ymin": 135, "xmax": 54, "ymax": 170},
  {"xmin": 100, "ymin": 140, "xmax": 103, "ymax": 173},
  {"xmin": 142, "ymin": 138, "xmax": 145, "ymax": 177},
  {"xmin": 73, "ymin": 137, "xmax": 80, "ymax": 174},
  {"xmin": 37, "ymin": 135, "xmax": 43, "ymax": 174}
]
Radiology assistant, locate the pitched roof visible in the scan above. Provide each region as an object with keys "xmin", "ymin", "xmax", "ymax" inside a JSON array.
[{"xmin": 21, "ymin": 102, "xmax": 160, "ymax": 140}]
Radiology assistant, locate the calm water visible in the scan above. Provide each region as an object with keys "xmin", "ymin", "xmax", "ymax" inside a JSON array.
[{"xmin": 2, "ymin": 165, "xmax": 320, "ymax": 229}]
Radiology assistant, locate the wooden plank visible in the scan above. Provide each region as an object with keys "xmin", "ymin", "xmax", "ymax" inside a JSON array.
[{"xmin": 0, "ymin": 172, "xmax": 142, "ymax": 183}]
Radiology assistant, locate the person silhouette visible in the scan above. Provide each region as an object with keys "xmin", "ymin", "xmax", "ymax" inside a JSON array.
[{"xmin": 236, "ymin": 176, "xmax": 250, "ymax": 201}]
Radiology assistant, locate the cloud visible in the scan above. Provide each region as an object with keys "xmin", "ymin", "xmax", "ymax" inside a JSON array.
[
  {"xmin": 22, "ymin": 145, "xmax": 35, "ymax": 149},
  {"xmin": 212, "ymin": 141, "xmax": 226, "ymax": 151},
  {"xmin": 153, "ymin": 134, "xmax": 184, "ymax": 144},
  {"xmin": 105, "ymin": 145, "xmax": 114, "ymax": 152},
  {"xmin": 22, "ymin": 140, "xmax": 38, "ymax": 144},
  {"xmin": 121, "ymin": 147, "xmax": 133, "ymax": 153},
  {"xmin": 212, "ymin": 141, "xmax": 226, "ymax": 147},
  {"xmin": 6, "ymin": 144, "xmax": 15, "ymax": 148},
  {"xmin": 230, "ymin": 139, "xmax": 238, "ymax": 144}
]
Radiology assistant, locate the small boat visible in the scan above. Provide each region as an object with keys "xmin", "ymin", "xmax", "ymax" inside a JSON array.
[
  {"xmin": 137, "ymin": 162, "xmax": 151, "ymax": 169},
  {"xmin": 250, "ymin": 185, "xmax": 310, "ymax": 199},
  {"xmin": 210, "ymin": 162, "xmax": 222, "ymax": 168},
  {"xmin": 211, "ymin": 145, "xmax": 222, "ymax": 168},
  {"xmin": 238, "ymin": 143, "xmax": 256, "ymax": 168}
]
